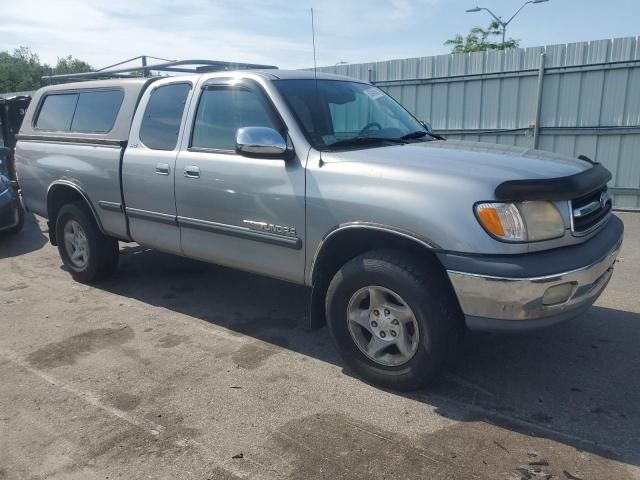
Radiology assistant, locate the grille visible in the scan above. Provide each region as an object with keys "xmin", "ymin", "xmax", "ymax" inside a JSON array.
[{"xmin": 570, "ymin": 186, "xmax": 611, "ymax": 236}]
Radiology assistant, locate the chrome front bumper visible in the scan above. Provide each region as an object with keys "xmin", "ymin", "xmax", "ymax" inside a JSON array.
[{"xmin": 443, "ymin": 220, "xmax": 623, "ymax": 332}]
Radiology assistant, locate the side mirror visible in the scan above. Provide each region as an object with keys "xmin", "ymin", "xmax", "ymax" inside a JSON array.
[{"xmin": 235, "ymin": 127, "xmax": 290, "ymax": 159}]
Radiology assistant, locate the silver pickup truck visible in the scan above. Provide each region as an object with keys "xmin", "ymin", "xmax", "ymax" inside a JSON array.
[{"xmin": 16, "ymin": 70, "xmax": 623, "ymax": 390}]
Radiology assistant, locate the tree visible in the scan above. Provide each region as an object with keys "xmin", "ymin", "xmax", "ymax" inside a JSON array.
[
  {"xmin": 0, "ymin": 47, "xmax": 46, "ymax": 92},
  {"xmin": 0, "ymin": 48, "xmax": 93, "ymax": 93},
  {"xmin": 52, "ymin": 55, "xmax": 93, "ymax": 76},
  {"xmin": 445, "ymin": 21, "xmax": 520, "ymax": 54}
]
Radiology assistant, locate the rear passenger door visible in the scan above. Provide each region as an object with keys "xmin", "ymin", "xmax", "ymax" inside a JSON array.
[{"xmin": 122, "ymin": 81, "xmax": 193, "ymax": 253}]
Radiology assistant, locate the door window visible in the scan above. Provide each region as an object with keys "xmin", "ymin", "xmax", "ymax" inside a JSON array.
[
  {"xmin": 139, "ymin": 83, "xmax": 191, "ymax": 151},
  {"xmin": 191, "ymin": 86, "xmax": 280, "ymax": 151}
]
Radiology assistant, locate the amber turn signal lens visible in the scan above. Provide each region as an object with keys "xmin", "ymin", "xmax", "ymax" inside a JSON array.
[
  {"xmin": 475, "ymin": 202, "xmax": 527, "ymax": 241},
  {"xmin": 476, "ymin": 207, "xmax": 505, "ymax": 237}
]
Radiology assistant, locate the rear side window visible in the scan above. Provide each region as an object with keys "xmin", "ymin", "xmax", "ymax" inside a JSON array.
[
  {"xmin": 35, "ymin": 89, "xmax": 124, "ymax": 132},
  {"xmin": 71, "ymin": 90, "xmax": 124, "ymax": 132},
  {"xmin": 139, "ymin": 83, "xmax": 191, "ymax": 151},
  {"xmin": 191, "ymin": 86, "xmax": 280, "ymax": 151},
  {"xmin": 36, "ymin": 93, "xmax": 79, "ymax": 130}
]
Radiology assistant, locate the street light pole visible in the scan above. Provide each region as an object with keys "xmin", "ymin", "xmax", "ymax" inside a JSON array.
[{"xmin": 466, "ymin": 0, "xmax": 549, "ymax": 46}]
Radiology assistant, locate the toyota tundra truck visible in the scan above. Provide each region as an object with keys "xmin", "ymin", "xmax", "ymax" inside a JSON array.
[{"xmin": 15, "ymin": 70, "xmax": 623, "ymax": 390}]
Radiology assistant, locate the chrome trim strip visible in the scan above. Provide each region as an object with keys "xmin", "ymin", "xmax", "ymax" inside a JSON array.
[
  {"xmin": 125, "ymin": 207, "xmax": 177, "ymax": 226},
  {"xmin": 16, "ymin": 135, "xmax": 123, "ymax": 148},
  {"xmin": 573, "ymin": 200, "xmax": 601, "ymax": 218},
  {"xmin": 98, "ymin": 200, "xmax": 123, "ymax": 213},
  {"xmin": 177, "ymin": 216, "xmax": 302, "ymax": 250},
  {"xmin": 569, "ymin": 186, "xmax": 612, "ymax": 237},
  {"xmin": 569, "ymin": 199, "xmax": 612, "ymax": 237}
]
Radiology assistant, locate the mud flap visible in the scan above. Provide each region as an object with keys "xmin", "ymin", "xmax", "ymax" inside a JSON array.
[
  {"xmin": 48, "ymin": 220, "xmax": 57, "ymax": 245},
  {"xmin": 307, "ymin": 275, "xmax": 329, "ymax": 331}
]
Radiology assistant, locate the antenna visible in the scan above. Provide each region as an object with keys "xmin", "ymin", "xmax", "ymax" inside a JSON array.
[
  {"xmin": 311, "ymin": 8, "xmax": 318, "ymax": 76},
  {"xmin": 310, "ymin": 7, "xmax": 323, "ymax": 166}
]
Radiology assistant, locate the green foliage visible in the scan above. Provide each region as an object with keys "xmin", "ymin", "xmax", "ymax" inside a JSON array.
[
  {"xmin": 0, "ymin": 47, "xmax": 44, "ymax": 92},
  {"xmin": 445, "ymin": 21, "xmax": 520, "ymax": 54},
  {"xmin": 52, "ymin": 55, "xmax": 93, "ymax": 76},
  {"xmin": 0, "ymin": 47, "xmax": 92, "ymax": 93}
]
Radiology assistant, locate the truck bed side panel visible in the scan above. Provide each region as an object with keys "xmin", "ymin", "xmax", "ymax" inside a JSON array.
[{"xmin": 16, "ymin": 140, "xmax": 128, "ymax": 239}]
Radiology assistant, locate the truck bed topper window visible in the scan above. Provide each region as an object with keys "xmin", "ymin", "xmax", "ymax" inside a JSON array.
[{"xmin": 35, "ymin": 89, "xmax": 124, "ymax": 133}]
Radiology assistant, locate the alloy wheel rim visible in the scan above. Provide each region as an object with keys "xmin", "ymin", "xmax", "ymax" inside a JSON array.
[
  {"xmin": 347, "ymin": 286, "xmax": 420, "ymax": 367},
  {"xmin": 63, "ymin": 220, "xmax": 90, "ymax": 269}
]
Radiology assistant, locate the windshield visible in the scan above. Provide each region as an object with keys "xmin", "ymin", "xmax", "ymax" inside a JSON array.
[{"xmin": 274, "ymin": 79, "xmax": 430, "ymax": 150}]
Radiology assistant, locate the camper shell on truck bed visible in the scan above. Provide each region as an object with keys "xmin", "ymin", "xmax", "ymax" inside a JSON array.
[
  {"xmin": 17, "ymin": 79, "xmax": 158, "ymax": 241},
  {"xmin": 19, "ymin": 79, "xmax": 154, "ymax": 144}
]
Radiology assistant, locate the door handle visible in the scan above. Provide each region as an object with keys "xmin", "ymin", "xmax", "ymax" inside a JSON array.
[
  {"xmin": 183, "ymin": 166, "xmax": 200, "ymax": 178},
  {"xmin": 155, "ymin": 163, "xmax": 170, "ymax": 175}
]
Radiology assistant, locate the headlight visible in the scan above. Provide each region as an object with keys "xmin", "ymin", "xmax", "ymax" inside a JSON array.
[{"xmin": 475, "ymin": 201, "xmax": 565, "ymax": 242}]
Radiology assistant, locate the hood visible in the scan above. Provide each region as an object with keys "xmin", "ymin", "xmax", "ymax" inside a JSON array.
[{"xmin": 320, "ymin": 139, "xmax": 591, "ymax": 186}]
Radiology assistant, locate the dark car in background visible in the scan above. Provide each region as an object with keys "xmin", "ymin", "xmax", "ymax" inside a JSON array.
[
  {"xmin": 0, "ymin": 95, "xmax": 31, "ymax": 180},
  {"xmin": 0, "ymin": 166, "xmax": 23, "ymax": 234},
  {"xmin": 0, "ymin": 95, "xmax": 30, "ymax": 235}
]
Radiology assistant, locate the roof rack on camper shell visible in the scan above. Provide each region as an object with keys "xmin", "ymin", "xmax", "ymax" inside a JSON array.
[{"xmin": 41, "ymin": 56, "xmax": 278, "ymax": 84}]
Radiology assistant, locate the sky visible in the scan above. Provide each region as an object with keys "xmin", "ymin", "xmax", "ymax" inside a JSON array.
[{"xmin": 0, "ymin": 0, "xmax": 639, "ymax": 70}]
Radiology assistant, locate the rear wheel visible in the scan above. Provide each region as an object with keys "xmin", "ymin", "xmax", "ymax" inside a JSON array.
[
  {"xmin": 326, "ymin": 249, "xmax": 461, "ymax": 390},
  {"xmin": 55, "ymin": 202, "xmax": 119, "ymax": 282}
]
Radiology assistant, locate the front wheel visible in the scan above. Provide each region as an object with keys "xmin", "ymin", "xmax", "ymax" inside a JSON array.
[
  {"xmin": 326, "ymin": 249, "xmax": 462, "ymax": 391},
  {"xmin": 55, "ymin": 202, "xmax": 119, "ymax": 283}
]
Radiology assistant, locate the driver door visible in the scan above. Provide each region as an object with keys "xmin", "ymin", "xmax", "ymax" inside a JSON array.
[{"xmin": 174, "ymin": 78, "xmax": 306, "ymax": 283}]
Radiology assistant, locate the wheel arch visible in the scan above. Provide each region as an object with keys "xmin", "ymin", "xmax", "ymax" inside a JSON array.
[
  {"xmin": 47, "ymin": 181, "xmax": 104, "ymax": 245},
  {"xmin": 307, "ymin": 224, "xmax": 457, "ymax": 330}
]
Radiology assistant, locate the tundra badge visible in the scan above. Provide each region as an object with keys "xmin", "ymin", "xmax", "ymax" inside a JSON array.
[{"xmin": 243, "ymin": 220, "xmax": 297, "ymax": 237}]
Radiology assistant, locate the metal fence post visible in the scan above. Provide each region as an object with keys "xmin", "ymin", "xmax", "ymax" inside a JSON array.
[
  {"xmin": 142, "ymin": 56, "xmax": 149, "ymax": 78},
  {"xmin": 533, "ymin": 52, "xmax": 546, "ymax": 149}
]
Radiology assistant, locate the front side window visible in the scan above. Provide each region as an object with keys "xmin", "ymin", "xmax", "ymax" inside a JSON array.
[
  {"xmin": 191, "ymin": 86, "xmax": 280, "ymax": 151},
  {"xmin": 275, "ymin": 79, "xmax": 429, "ymax": 150},
  {"xmin": 35, "ymin": 93, "xmax": 79, "ymax": 131},
  {"xmin": 139, "ymin": 83, "xmax": 191, "ymax": 151}
]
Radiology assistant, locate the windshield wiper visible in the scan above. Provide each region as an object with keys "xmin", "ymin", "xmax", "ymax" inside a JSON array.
[
  {"xmin": 400, "ymin": 131, "xmax": 429, "ymax": 140},
  {"xmin": 401, "ymin": 130, "xmax": 445, "ymax": 141},
  {"xmin": 326, "ymin": 136, "xmax": 407, "ymax": 149}
]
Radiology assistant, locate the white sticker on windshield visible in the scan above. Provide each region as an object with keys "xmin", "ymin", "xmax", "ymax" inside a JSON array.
[{"xmin": 363, "ymin": 87, "xmax": 384, "ymax": 100}]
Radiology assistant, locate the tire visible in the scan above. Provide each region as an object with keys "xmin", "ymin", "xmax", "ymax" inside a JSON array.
[
  {"xmin": 326, "ymin": 249, "xmax": 462, "ymax": 391},
  {"xmin": 55, "ymin": 202, "xmax": 119, "ymax": 283},
  {"xmin": 5, "ymin": 198, "xmax": 24, "ymax": 234}
]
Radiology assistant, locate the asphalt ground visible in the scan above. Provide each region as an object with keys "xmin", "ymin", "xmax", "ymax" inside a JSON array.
[{"xmin": 0, "ymin": 212, "xmax": 639, "ymax": 479}]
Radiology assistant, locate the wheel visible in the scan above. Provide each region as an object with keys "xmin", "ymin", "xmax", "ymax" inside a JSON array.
[
  {"xmin": 326, "ymin": 249, "xmax": 461, "ymax": 391},
  {"xmin": 55, "ymin": 202, "xmax": 119, "ymax": 282}
]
